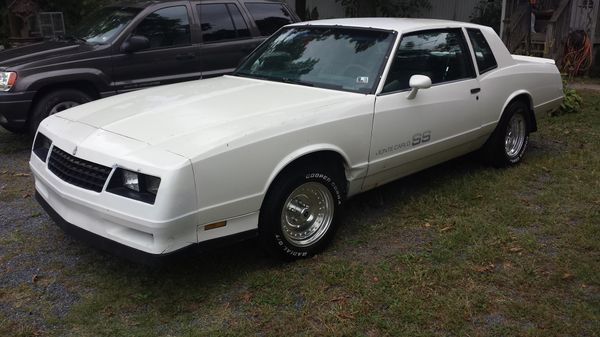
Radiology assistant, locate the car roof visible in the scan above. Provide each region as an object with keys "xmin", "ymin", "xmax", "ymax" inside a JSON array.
[{"xmin": 289, "ymin": 17, "xmax": 488, "ymax": 33}]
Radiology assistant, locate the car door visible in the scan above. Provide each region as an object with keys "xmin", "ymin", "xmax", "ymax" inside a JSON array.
[
  {"xmin": 112, "ymin": 3, "xmax": 202, "ymax": 93},
  {"xmin": 195, "ymin": 1, "xmax": 262, "ymax": 78},
  {"xmin": 364, "ymin": 28, "xmax": 484, "ymax": 190}
]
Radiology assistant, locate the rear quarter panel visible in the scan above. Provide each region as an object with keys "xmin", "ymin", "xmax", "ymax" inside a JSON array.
[{"xmin": 478, "ymin": 27, "xmax": 563, "ymax": 130}]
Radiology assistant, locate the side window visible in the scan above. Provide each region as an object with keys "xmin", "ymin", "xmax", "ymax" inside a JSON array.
[
  {"xmin": 133, "ymin": 6, "xmax": 191, "ymax": 49},
  {"xmin": 382, "ymin": 29, "xmax": 476, "ymax": 93},
  {"xmin": 245, "ymin": 3, "xmax": 293, "ymax": 36},
  {"xmin": 198, "ymin": 3, "xmax": 250, "ymax": 43},
  {"xmin": 467, "ymin": 29, "xmax": 498, "ymax": 74}
]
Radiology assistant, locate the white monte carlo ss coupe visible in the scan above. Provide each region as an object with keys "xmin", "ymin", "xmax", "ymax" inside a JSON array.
[{"xmin": 30, "ymin": 18, "xmax": 564, "ymax": 263}]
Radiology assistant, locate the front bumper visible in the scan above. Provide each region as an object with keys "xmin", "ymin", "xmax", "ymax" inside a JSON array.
[
  {"xmin": 36, "ymin": 192, "xmax": 258, "ymax": 265},
  {"xmin": 36, "ymin": 191, "xmax": 180, "ymax": 265},
  {"xmin": 0, "ymin": 91, "xmax": 35, "ymax": 130}
]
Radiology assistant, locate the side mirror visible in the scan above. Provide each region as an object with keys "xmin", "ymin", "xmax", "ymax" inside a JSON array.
[
  {"xmin": 120, "ymin": 35, "xmax": 150, "ymax": 53},
  {"xmin": 407, "ymin": 75, "xmax": 432, "ymax": 100}
]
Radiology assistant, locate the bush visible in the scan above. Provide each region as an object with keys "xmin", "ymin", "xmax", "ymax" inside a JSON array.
[{"xmin": 553, "ymin": 79, "xmax": 583, "ymax": 116}]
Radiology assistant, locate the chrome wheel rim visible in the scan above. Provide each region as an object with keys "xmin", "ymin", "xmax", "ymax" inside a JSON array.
[
  {"xmin": 281, "ymin": 182, "xmax": 334, "ymax": 247},
  {"xmin": 504, "ymin": 113, "xmax": 526, "ymax": 158},
  {"xmin": 49, "ymin": 101, "xmax": 79, "ymax": 115}
]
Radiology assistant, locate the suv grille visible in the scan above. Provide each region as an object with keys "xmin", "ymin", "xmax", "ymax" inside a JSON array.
[{"xmin": 48, "ymin": 147, "xmax": 112, "ymax": 192}]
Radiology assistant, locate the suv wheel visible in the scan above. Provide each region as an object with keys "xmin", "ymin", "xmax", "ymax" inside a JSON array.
[{"xmin": 29, "ymin": 89, "xmax": 93, "ymax": 136}]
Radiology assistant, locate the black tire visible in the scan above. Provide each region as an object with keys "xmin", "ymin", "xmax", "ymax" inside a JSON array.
[
  {"xmin": 482, "ymin": 100, "xmax": 531, "ymax": 167},
  {"xmin": 28, "ymin": 89, "xmax": 93, "ymax": 136},
  {"xmin": 259, "ymin": 163, "xmax": 345, "ymax": 260}
]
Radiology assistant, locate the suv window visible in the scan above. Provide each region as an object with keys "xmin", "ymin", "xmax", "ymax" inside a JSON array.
[
  {"xmin": 383, "ymin": 29, "xmax": 476, "ymax": 93},
  {"xmin": 198, "ymin": 3, "xmax": 251, "ymax": 43},
  {"xmin": 133, "ymin": 6, "xmax": 191, "ymax": 49},
  {"xmin": 467, "ymin": 29, "xmax": 498, "ymax": 74},
  {"xmin": 245, "ymin": 3, "xmax": 293, "ymax": 36}
]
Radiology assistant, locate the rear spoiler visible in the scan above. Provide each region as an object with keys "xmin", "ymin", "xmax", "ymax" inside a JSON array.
[{"xmin": 512, "ymin": 55, "xmax": 556, "ymax": 65}]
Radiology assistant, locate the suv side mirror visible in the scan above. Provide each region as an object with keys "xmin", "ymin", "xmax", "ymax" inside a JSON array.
[
  {"xmin": 407, "ymin": 75, "xmax": 432, "ymax": 100},
  {"xmin": 121, "ymin": 35, "xmax": 150, "ymax": 53}
]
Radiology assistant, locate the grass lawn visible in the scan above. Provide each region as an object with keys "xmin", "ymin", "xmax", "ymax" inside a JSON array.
[{"xmin": 1, "ymin": 91, "xmax": 599, "ymax": 337}]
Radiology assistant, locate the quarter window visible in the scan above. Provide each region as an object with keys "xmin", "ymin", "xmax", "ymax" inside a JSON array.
[
  {"xmin": 245, "ymin": 3, "xmax": 293, "ymax": 36},
  {"xmin": 132, "ymin": 6, "xmax": 191, "ymax": 49},
  {"xmin": 382, "ymin": 29, "xmax": 476, "ymax": 93},
  {"xmin": 198, "ymin": 3, "xmax": 251, "ymax": 43},
  {"xmin": 467, "ymin": 29, "xmax": 498, "ymax": 74}
]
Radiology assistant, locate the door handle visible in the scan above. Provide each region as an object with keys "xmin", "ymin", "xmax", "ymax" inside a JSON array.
[
  {"xmin": 176, "ymin": 53, "xmax": 196, "ymax": 61},
  {"xmin": 471, "ymin": 88, "xmax": 481, "ymax": 94}
]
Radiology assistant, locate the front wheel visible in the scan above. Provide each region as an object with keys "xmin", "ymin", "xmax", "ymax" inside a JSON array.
[
  {"xmin": 259, "ymin": 164, "xmax": 345, "ymax": 260},
  {"xmin": 482, "ymin": 101, "xmax": 531, "ymax": 167},
  {"xmin": 28, "ymin": 89, "xmax": 93, "ymax": 136}
]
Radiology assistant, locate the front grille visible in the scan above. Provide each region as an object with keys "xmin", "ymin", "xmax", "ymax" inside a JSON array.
[{"xmin": 48, "ymin": 147, "xmax": 112, "ymax": 192}]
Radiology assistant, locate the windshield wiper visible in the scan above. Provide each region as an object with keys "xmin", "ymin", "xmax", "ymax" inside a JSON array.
[
  {"xmin": 280, "ymin": 77, "xmax": 314, "ymax": 87},
  {"xmin": 234, "ymin": 73, "xmax": 314, "ymax": 87},
  {"xmin": 56, "ymin": 34, "xmax": 88, "ymax": 44}
]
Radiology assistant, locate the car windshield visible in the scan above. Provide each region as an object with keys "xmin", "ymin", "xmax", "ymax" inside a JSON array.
[
  {"xmin": 73, "ymin": 7, "xmax": 142, "ymax": 44},
  {"xmin": 234, "ymin": 26, "xmax": 396, "ymax": 94}
]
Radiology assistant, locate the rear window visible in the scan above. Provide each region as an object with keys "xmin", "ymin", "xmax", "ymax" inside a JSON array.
[
  {"xmin": 198, "ymin": 3, "xmax": 251, "ymax": 42},
  {"xmin": 245, "ymin": 3, "xmax": 293, "ymax": 36},
  {"xmin": 467, "ymin": 29, "xmax": 498, "ymax": 74}
]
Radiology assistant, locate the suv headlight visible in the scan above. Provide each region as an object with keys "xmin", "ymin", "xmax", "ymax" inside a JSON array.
[
  {"xmin": 0, "ymin": 72, "xmax": 17, "ymax": 92},
  {"xmin": 107, "ymin": 168, "xmax": 161, "ymax": 204}
]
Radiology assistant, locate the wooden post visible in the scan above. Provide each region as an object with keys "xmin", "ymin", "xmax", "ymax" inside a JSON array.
[{"xmin": 500, "ymin": 0, "xmax": 508, "ymax": 41}]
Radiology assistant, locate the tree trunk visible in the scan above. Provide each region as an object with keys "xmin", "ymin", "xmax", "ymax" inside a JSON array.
[
  {"xmin": 296, "ymin": 0, "xmax": 307, "ymax": 20},
  {"xmin": 356, "ymin": 0, "xmax": 377, "ymax": 17}
]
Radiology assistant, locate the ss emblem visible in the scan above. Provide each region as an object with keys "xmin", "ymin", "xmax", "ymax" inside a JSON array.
[{"xmin": 412, "ymin": 131, "xmax": 431, "ymax": 146}]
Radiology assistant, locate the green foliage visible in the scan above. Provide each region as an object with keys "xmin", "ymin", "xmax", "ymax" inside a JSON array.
[
  {"xmin": 335, "ymin": 0, "xmax": 431, "ymax": 18},
  {"xmin": 555, "ymin": 79, "xmax": 584, "ymax": 116},
  {"xmin": 469, "ymin": 0, "xmax": 502, "ymax": 33}
]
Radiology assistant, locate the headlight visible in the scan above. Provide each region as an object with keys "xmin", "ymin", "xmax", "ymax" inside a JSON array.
[
  {"xmin": 33, "ymin": 132, "xmax": 52, "ymax": 162},
  {"xmin": 107, "ymin": 168, "xmax": 161, "ymax": 204},
  {"xmin": 0, "ymin": 72, "xmax": 17, "ymax": 92}
]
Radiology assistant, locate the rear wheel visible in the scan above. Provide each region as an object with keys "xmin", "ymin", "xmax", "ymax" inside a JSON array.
[
  {"xmin": 28, "ymin": 89, "xmax": 93, "ymax": 136},
  {"xmin": 482, "ymin": 100, "xmax": 530, "ymax": 167},
  {"xmin": 259, "ymin": 164, "xmax": 345, "ymax": 260}
]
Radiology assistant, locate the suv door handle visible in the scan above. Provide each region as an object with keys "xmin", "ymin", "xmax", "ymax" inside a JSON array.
[
  {"xmin": 471, "ymin": 88, "xmax": 481, "ymax": 94},
  {"xmin": 176, "ymin": 53, "xmax": 196, "ymax": 61}
]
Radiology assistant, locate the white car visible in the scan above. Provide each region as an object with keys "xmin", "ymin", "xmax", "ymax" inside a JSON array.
[{"xmin": 30, "ymin": 18, "xmax": 563, "ymax": 262}]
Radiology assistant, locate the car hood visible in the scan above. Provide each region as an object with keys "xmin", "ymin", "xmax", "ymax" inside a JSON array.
[
  {"xmin": 0, "ymin": 40, "xmax": 96, "ymax": 69},
  {"xmin": 55, "ymin": 75, "xmax": 366, "ymax": 159}
]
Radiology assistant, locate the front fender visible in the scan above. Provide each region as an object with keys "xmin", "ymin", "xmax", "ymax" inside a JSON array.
[
  {"xmin": 262, "ymin": 144, "xmax": 353, "ymax": 195},
  {"xmin": 19, "ymin": 68, "xmax": 111, "ymax": 93}
]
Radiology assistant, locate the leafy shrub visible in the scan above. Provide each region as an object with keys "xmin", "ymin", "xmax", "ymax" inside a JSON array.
[{"xmin": 554, "ymin": 79, "xmax": 583, "ymax": 116}]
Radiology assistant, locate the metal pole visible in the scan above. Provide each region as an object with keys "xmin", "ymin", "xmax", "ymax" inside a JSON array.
[{"xmin": 500, "ymin": 0, "xmax": 508, "ymax": 39}]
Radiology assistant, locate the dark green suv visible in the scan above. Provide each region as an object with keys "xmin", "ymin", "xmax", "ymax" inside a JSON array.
[{"xmin": 0, "ymin": 0, "xmax": 299, "ymax": 135}]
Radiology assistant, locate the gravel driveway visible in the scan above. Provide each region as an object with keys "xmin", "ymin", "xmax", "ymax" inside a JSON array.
[{"xmin": 0, "ymin": 129, "xmax": 90, "ymax": 334}]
